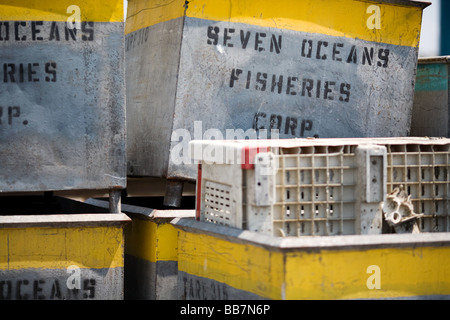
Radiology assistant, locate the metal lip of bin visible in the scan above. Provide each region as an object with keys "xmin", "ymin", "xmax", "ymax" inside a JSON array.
[
  {"xmin": 85, "ymin": 198, "xmax": 195, "ymax": 221},
  {"xmin": 382, "ymin": 0, "xmax": 430, "ymax": 8},
  {"xmin": 417, "ymin": 56, "xmax": 450, "ymax": 64},
  {"xmin": 172, "ymin": 217, "xmax": 450, "ymax": 252},
  {"xmin": 0, "ymin": 213, "xmax": 131, "ymax": 229}
]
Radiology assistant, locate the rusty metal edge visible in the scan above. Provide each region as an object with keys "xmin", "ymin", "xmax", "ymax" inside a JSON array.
[
  {"xmin": 364, "ymin": 0, "xmax": 431, "ymax": 9},
  {"xmin": 418, "ymin": 56, "xmax": 450, "ymax": 65}
]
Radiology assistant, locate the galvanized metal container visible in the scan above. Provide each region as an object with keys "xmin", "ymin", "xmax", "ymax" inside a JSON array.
[
  {"xmin": 85, "ymin": 198, "xmax": 195, "ymax": 300},
  {"xmin": 126, "ymin": 0, "xmax": 430, "ymax": 185},
  {"xmin": 410, "ymin": 56, "xmax": 450, "ymax": 137},
  {"xmin": 0, "ymin": 1, "xmax": 126, "ymax": 195},
  {"xmin": 173, "ymin": 217, "xmax": 450, "ymax": 300},
  {"xmin": 123, "ymin": 207, "xmax": 194, "ymax": 300},
  {"xmin": 0, "ymin": 197, "xmax": 130, "ymax": 300}
]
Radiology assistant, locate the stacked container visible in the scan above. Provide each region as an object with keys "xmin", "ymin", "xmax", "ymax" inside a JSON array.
[
  {"xmin": 0, "ymin": 0, "xmax": 127, "ymax": 300},
  {"xmin": 125, "ymin": 0, "xmax": 429, "ymax": 206},
  {"xmin": 0, "ymin": 0, "xmax": 126, "ymax": 206}
]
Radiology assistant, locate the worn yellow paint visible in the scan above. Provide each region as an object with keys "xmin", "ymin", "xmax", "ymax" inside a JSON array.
[
  {"xmin": 0, "ymin": 0, "xmax": 124, "ymax": 22},
  {"xmin": 285, "ymin": 246, "xmax": 450, "ymax": 299},
  {"xmin": 176, "ymin": 228, "xmax": 450, "ymax": 299},
  {"xmin": 125, "ymin": 0, "xmax": 185, "ymax": 34},
  {"xmin": 126, "ymin": 0, "xmax": 424, "ymax": 47},
  {"xmin": 0, "ymin": 226, "xmax": 125, "ymax": 270},
  {"xmin": 125, "ymin": 218, "xmax": 178, "ymax": 263},
  {"xmin": 177, "ymin": 229, "xmax": 285, "ymax": 300}
]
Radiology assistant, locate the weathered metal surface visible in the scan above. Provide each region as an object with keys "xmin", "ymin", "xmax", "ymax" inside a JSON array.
[
  {"xmin": 85, "ymin": 198, "xmax": 195, "ymax": 300},
  {"xmin": 0, "ymin": 212, "xmax": 130, "ymax": 300},
  {"xmin": 410, "ymin": 56, "xmax": 450, "ymax": 137},
  {"xmin": 126, "ymin": 0, "xmax": 429, "ymax": 182},
  {"xmin": 163, "ymin": 181, "xmax": 185, "ymax": 207},
  {"xmin": 123, "ymin": 208, "xmax": 194, "ymax": 300},
  {"xmin": 0, "ymin": 1, "xmax": 126, "ymax": 193},
  {"xmin": 172, "ymin": 217, "xmax": 450, "ymax": 300}
]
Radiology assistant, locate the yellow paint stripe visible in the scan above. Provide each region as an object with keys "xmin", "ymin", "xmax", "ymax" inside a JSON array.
[
  {"xmin": 177, "ymin": 229, "xmax": 450, "ymax": 299},
  {"xmin": 126, "ymin": 0, "xmax": 424, "ymax": 47},
  {"xmin": 0, "ymin": 226, "xmax": 125, "ymax": 270},
  {"xmin": 156, "ymin": 224, "xmax": 179, "ymax": 261},
  {"xmin": 125, "ymin": 219, "xmax": 157, "ymax": 262},
  {"xmin": 125, "ymin": 218, "xmax": 178, "ymax": 263},
  {"xmin": 0, "ymin": 0, "xmax": 124, "ymax": 22},
  {"xmin": 177, "ymin": 230, "xmax": 285, "ymax": 299},
  {"xmin": 285, "ymin": 246, "xmax": 450, "ymax": 299}
]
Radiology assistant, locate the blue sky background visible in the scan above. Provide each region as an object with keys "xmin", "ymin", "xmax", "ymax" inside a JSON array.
[{"xmin": 123, "ymin": 0, "xmax": 441, "ymax": 56}]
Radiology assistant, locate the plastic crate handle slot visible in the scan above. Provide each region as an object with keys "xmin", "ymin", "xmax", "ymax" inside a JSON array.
[
  {"xmin": 241, "ymin": 146, "xmax": 270, "ymax": 170},
  {"xmin": 254, "ymin": 152, "xmax": 276, "ymax": 207}
]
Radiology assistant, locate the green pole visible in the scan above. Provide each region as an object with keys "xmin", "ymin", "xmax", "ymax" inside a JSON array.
[{"xmin": 441, "ymin": 0, "xmax": 450, "ymax": 55}]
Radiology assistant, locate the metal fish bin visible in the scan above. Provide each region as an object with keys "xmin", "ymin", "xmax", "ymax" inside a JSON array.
[
  {"xmin": 172, "ymin": 218, "xmax": 450, "ymax": 300},
  {"xmin": 410, "ymin": 56, "xmax": 450, "ymax": 138},
  {"xmin": 0, "ymin": 196, "xmax": 130, "ymax": 300},
  {"xmin": 85, "ymin": 198, "xmax": 195, "ymax": 300},
  {"xmin": 125, "ymin": 0, "xmax": 430, "ymax": 185},
  {"xmin": 0, "ymin": 1, "xmax": 126, "ymax": 194}
]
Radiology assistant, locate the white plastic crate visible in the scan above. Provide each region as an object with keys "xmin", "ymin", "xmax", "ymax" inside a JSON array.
[
  {"xmin": 271, "ymin": 144, "xmax": 386, "ymax": 236},
  {"xmin": 191, "ymin": 138, "xmax": 450, "ymax": 237}
]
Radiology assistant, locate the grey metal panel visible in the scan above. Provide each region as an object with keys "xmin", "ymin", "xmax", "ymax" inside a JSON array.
[
  {"xmin": 173, "ymin": 18, "xmax": 418, "ymax": 138},
  {"xmin": 411, "ymin": 91, "xmax": 449, "ymax": 137},
  {"xmin": 126, "ymin": 18, "xmax": 184, "ymax": 178},
  {"xmin": 125, "ymin": 255, "xmax": 179, "ymax": 300},
  {"xmin": 167, "ymin": 18, "xmax": 420, "ymax": 180},
  {"xmin": 0, "ymin": 21, "xmax": 126, "ymax": 192},
  {"xmin": 178, "ymin": 271, "xmax": 266, "ymax": 300},
  {"xmin": 0, "ymin": 267, "xmax": 124, "ymax": 300},
  {"xmin": 410, "ymin": 56, "xmax": 450, "ymax": 137}
]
